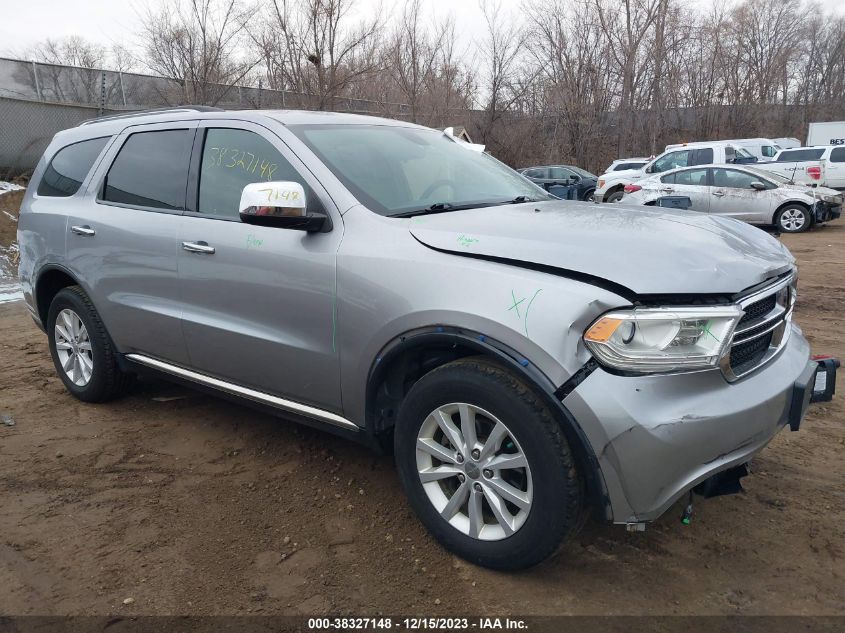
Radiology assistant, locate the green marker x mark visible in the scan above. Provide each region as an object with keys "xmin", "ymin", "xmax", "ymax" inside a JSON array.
[{"xmin": 508, "ymin": 290, "xmax": 525, "ymax": 317}]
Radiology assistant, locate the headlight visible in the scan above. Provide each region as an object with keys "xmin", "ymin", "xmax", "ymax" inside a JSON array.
[{"xmin": 584, "ymin": 306, "xmax": 743, "ymax": 374}]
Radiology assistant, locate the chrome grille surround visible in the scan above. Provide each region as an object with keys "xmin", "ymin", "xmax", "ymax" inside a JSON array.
[{"xmin": 720, "ymin": 273, "xmax": 796, "ymax": 382}]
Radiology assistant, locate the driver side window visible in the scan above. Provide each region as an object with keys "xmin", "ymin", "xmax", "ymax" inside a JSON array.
[{"xmin": 197, "ymin": 128, "xmax": 314, "ymax": 220}]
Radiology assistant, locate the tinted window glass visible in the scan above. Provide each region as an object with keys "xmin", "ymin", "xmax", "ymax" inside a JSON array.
[
  {"xmin": 37, "ymin": 137, "xmax": 109, "ymax": 197},
  {"xmin": 652, "ymin": 150, "xmax": 690, "ymax": 173},
  {"xmin": 776, "ymin": 149, "xmax": 825, "ymax": 162},
  {"xmin": 691, "ymin": 148, "xmax": 713, "ymax": 165},
  {"xmin": 549, "ymin": 166, "xmax": 575, "ymax": 180},
  {"xmin": 198, "ymin": 128, "xmax": 311, "ymax": 219},
  {"xmin": 660, "ymin": 173, "xmax": 676, "ymax": 184},
  {"xmin": 830, "ymin": 147, "xmax": 845, "ymax": 163},
  {"xmin": 674, "ymin": 168, "xmax": 708, "ymax": 186},
  {"xmin": 616, "ymin": 162, "xmax": 646, "ymax": 171},
  {"xmin": 103, "ymin": 130, "xmax": 192, "ymax": 209},
  {"xmin": 761, "ymin": 145, "xmax": 776, "ymax": 158},
  {"xmin": 713, "ymin": 169, "xmax": 758, "ymax": 189},
  {"xmin": 523, "ymin": 168, "xmax": 546, "ymax": 179}
]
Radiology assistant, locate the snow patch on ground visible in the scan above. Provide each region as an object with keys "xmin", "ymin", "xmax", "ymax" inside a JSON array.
[
  {"xmin": 0, "ymin": 183, "xmax": 24, "ymax": 303},
  {"xmin": 0, "ymin": 181, "xmax": 25, "ymax": 195}
]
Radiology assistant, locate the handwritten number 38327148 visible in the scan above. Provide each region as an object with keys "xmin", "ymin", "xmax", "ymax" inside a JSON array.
[{"xmin": 206, "ymin": 147, "xmax": 278, "ymax": 180}]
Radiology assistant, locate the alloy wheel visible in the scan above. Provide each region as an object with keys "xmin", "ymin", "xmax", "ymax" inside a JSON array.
[
  {"xmin": 780, "ymin": 208, "xmax": 806, "ymax": 231},
  {"xmin": 54, "ymin": 308, "xmax": 94, "ymax": 386},
  {"xmin": 415, "ymin": 403, "xmax": 533, "ymax": 541}
]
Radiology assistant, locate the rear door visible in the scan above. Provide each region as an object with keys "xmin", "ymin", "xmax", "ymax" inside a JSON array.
[
  {"xmin": 825, "ymin": 147, "xmax": 845, "ymax": 189},
  {"xmin": 176, "ymin": 120, "xmax": 344, "ymax": 412},
  {"xmin": 66, "ymin": 122, "xmax": 196, "ymax": 364},
  {"xmin": 708, "ymin": 167, "xmax": 773, "ymax": 223},
  {"xmin": 657, "ymin": 168, "xmax": 711, "ymax": 212}
]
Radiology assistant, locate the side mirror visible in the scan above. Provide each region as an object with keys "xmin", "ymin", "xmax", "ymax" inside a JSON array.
[
  {"xmin": 750, "ymin": 181, "xmax": 767, "ymax": 191},
  {"xmin": 239, "ymin": 181, "xmax": 327, "ymax": 232}
]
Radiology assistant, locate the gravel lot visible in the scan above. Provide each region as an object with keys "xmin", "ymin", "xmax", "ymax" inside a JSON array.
[{"xmin": 0, "ymin": 194, "xmax": 843, "ymax": 616}]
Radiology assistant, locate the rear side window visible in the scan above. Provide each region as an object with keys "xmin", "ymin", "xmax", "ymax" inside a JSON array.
[
  {"xmin": 776, "ymin": 149, "xmax": 825, "ymax": 162},
  {"xmin": 761, "ymin": 145, "xmax": 776, "ymax": 158},
  {"xmin": 103, "ymin": 130, "xmax": 193, "ymax": 210},
  {"xmin": 674, "ymin": 168, "xmax": 708, "ymax": 186},
  {"xmin": 691, "ymin": 148, "xmax": 713, "ymax": 165},
  {"xmin": 616, "ymin": 162, "xmax": 646, "ymax": 171},
  {"xmin": 37, "ymin": 137, "xmax": 109, "ymax": 197},
  {"xmin": 830, "ymin": 147, "xmax": 845, "ymax": 163}
]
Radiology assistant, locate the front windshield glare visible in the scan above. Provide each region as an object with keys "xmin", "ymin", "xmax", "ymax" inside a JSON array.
[{"xmin": 290, "ymin": 124, "xmax": 553, "ymax": 216}]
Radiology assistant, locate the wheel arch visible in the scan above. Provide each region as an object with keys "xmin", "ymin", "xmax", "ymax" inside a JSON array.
[
  {"xmin": 772, "ymin": 199, "xmax": 811, "ymax": 225},
  {"xmin": 602, "ymin": 184, "xmax": 625, "ymax": 202},
  {"xmin": 34, "ymin": 265, "xmax": 81, "ymax": 328},
  {"xmin": 365, "ymin": 326, "xmax": 611, "ymax": 520}
]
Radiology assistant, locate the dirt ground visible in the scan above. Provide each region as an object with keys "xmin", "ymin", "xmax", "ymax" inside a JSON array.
[{"xmin": 0, "ymin": 197, "xmax": 843, "ymax": 617}]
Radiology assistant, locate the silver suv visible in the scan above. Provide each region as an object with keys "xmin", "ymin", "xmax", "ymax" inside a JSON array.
[{"xmin": 18, "ymin": 108, "xmax": 836, "ymax": 570}]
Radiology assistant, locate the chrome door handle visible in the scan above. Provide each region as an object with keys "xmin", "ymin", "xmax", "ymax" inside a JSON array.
[
  {"xmin": 660, "ymin": 187, "xmax": 674, "ymax": 193},
  {"xmin": 182, "ymin": 241, "xmax": 215, "ymax": 254},
  {"xmin": 712, "ymin": 191, "xmax": 725, "ymax": 197},
  {"xmin": 70, "ymin": 225, "xmax": 96, "ymax": 236}
]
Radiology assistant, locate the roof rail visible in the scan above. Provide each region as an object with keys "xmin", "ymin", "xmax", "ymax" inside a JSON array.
[{"xmin": 79, "ymin": 105, "xmax": 224, "ymax": 126}]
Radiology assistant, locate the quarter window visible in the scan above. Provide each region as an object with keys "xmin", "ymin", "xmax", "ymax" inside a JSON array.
[
  {"xmin": 197, "ymin": 128, "xmax": 309, "ymax": 220},
  {"xmin": 37, "ymin": 137, "xmax": 109, "ymax": 197},
  {"xmin": 103, "ymin": 130, "xmax": 193, "ymax": 210},
  {"xmin": 761, "ymin": 145, "xmax": 776, "ymax": 158}
]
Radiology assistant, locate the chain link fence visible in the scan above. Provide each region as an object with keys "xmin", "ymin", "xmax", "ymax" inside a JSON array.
[{"xmin": 0, "ymin": 57, "xmax": 413, "ymax": 174}]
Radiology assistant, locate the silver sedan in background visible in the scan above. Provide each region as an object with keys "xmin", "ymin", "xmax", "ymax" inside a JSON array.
[{"xmin": 621, "ymin": 164, "xmax": 842, "ymax": 233}]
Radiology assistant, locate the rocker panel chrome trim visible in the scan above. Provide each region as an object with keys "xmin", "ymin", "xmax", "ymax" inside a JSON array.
[{"xmin": 126, "ymin": 353, "xmax": 359, "ymax": 431}]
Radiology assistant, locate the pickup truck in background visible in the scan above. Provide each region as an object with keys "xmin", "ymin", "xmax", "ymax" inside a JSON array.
[{"xmin": 755, "ymin": 146, "xmax": 845, "ymax": 190}]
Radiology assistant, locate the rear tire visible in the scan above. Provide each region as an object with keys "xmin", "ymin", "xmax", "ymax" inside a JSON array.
[
  {"xmin": 47, "ymin": 286, "xmax": 133, "ymax": 402},
  {"xmin": 394, "ymin": 357, "xmax": 584, "ymax": 570},
  {"xmin": 775, "ymin": 204, "xmax": 811, "ymax": 233},
  {"xmin": 606, "ymin": 190, "xmax": 624, "ymax": 203}
]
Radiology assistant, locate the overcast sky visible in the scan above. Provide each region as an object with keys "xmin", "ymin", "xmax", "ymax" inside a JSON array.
[{"xmin": 2, "ymin": 0, "xmax": 844, "ymax": 70}]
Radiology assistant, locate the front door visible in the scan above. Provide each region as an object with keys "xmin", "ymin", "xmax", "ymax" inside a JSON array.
[
  {"xmin": 177, "ymin": 121, "xmax": 344, "ymax": 413},
  {"xmin": 67, "ymin": 122, "xmax": 196, "ymax": 365},
  {"xmin": 708, "ymin": 167, "xmax": 772, "ymax": 223}
]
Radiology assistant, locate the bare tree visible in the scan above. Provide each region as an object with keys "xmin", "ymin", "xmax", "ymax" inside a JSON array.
[
  {"xmin": 141, "ymin": 0, "xmax": 259, "ymax": 106},
  {"xmin": 252, "ymin": 0, "xmax": 382, "ymax": 110}
]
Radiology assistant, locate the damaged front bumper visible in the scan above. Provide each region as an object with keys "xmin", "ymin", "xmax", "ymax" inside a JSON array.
[
  {"xmin": 563, "ymin": 323, "xmax": 835, "ymax": 524},
  {"xmin": 813, "ymin": 200, "xmax": 841, "ymax": 224}
]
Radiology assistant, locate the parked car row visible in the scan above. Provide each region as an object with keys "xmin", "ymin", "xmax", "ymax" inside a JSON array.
[{"xmin": 621, "ymin": 164, "xmax": 842, "ymax": 233}]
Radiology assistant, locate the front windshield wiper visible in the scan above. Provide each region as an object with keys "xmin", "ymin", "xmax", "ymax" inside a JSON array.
[{"xmin": 391, "ymin": 196, "xmax": 542, "ymax": 218}]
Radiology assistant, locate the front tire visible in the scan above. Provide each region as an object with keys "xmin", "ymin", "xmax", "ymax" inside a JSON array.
[
  {"xmin": 47, "ymin": 286, "xmax": 133, "ymax": 402},
  {"xmin": 583, "ymin": 188, "xmax": 596, "ymax": 202},
  {"xmin": 776, "ymin": 204, "xmax": 811, "ymax": 233},
  {"xmin": 394, "ymin": 358, "xmax": 584, "ymax": 570}
]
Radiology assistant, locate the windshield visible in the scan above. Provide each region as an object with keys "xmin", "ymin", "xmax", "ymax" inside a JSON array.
[
  {"xmin": 568, "ymin": 166, "xmax": 597, "ymax": 179},
  {"xmin": 289, "ymin": 124, "xmax": 553, "ymax": 216}
]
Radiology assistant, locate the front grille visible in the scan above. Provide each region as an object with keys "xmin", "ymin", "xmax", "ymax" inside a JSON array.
[
  {"xmin": 723, "ymin": 277, "xmax": 793, "ymax": 380},
  {"xmin": 738, "ymin": 295, "xmax": 776, "ymax": 326},
  {"xmin": 729, "ymin": 332, "xmax": 773, "ymax": 374}
]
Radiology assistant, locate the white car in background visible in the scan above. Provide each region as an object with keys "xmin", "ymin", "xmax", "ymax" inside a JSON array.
[
  {"xmin": 621, "ymin": 164, "xmax": 842, "ymax": 233},
  {"xmin": 596, "ymin": 142, "xmax": 757, "ymax": 203},
  {"xmin": 666, "ymin": 138, "xmax": 782, "ymax": 161},
  {"xmin": 603, "ymin": 157, "xmax": 651, "ymax": 173}
]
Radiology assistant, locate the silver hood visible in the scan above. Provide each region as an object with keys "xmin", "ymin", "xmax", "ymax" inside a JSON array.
[{"xmin": 408, "ymin": 201, "xmax": 794, "ymax": 297}]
